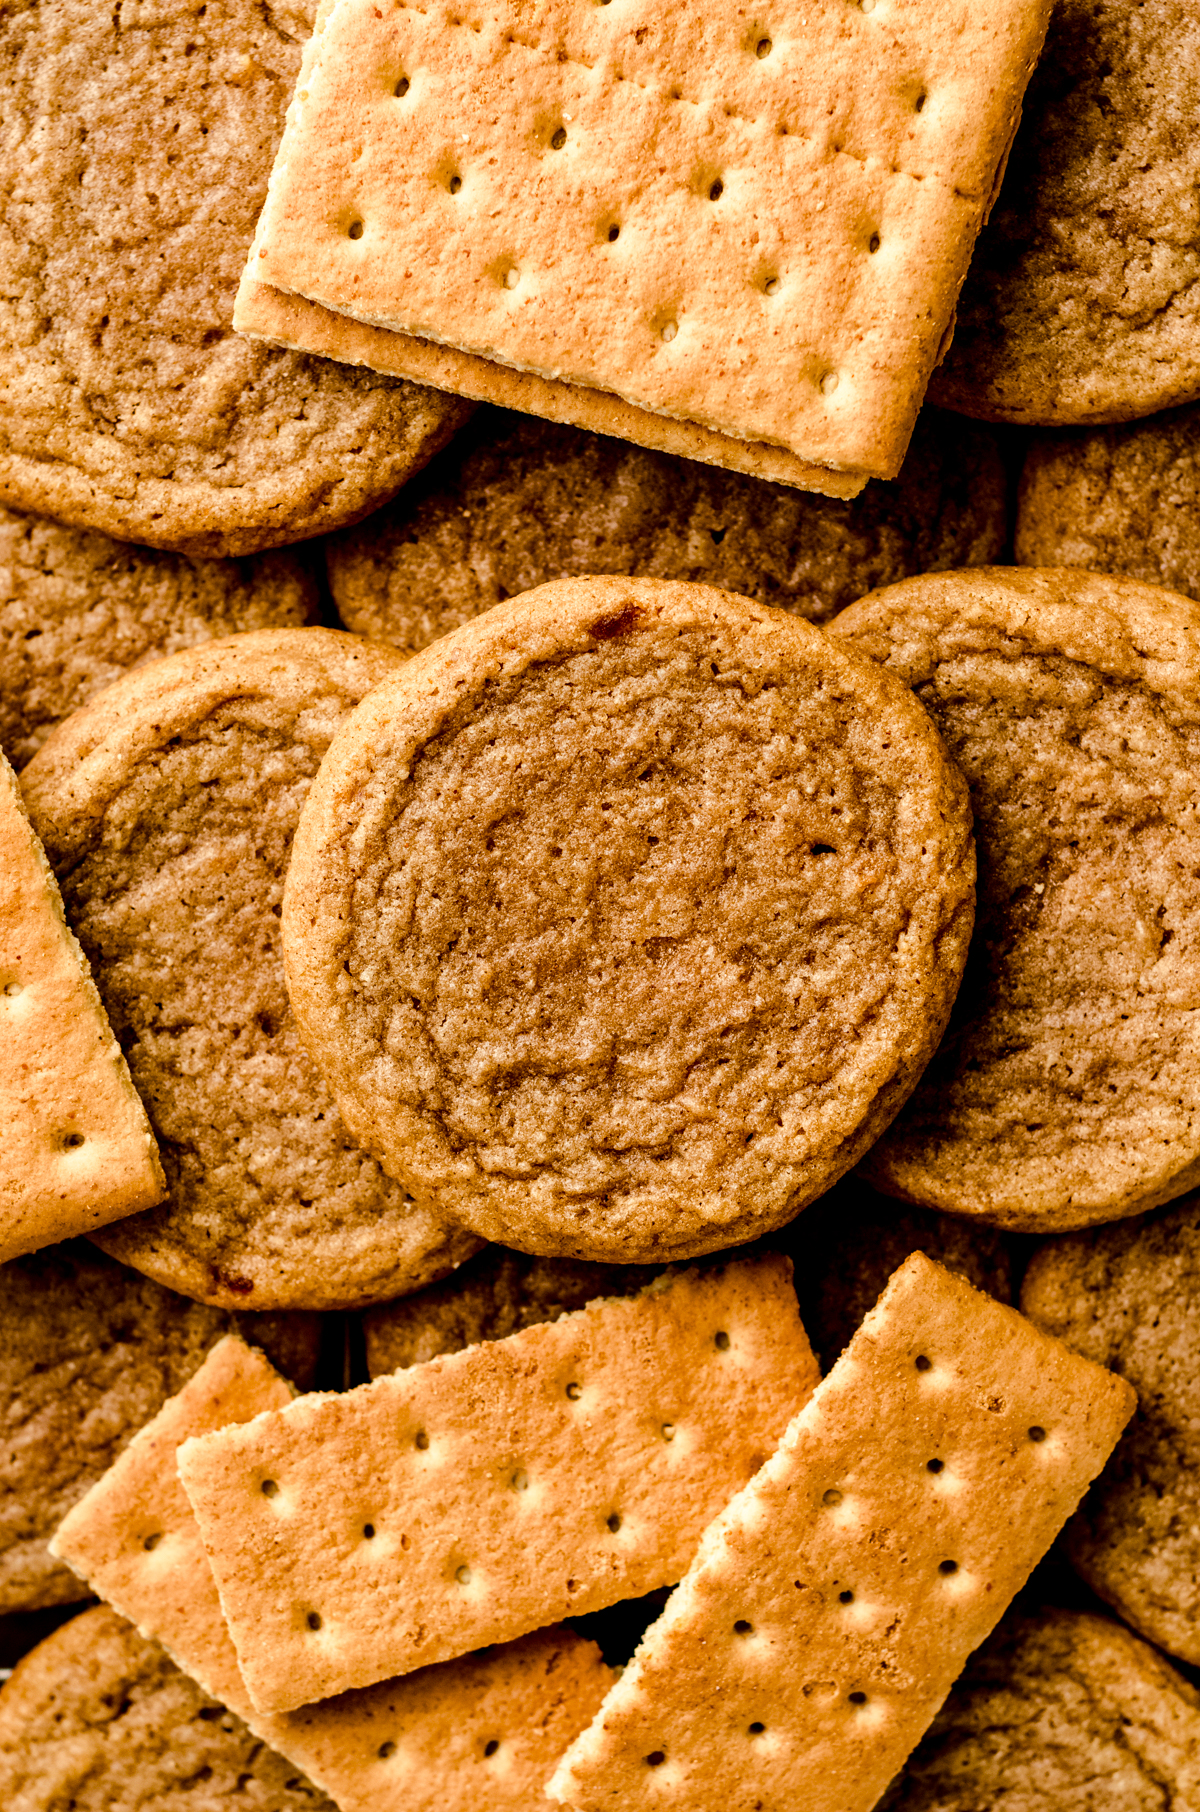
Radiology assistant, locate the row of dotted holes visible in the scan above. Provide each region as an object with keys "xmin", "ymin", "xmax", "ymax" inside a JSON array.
[{"xmin": 378, "ymin": 1735, "xmax": 502, "ymax": 1762}]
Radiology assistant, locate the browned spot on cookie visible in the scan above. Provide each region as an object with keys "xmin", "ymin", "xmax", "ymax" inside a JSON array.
[{"xmin": 587, "ymin": 604, "xmax": 644, "ymax": 641}]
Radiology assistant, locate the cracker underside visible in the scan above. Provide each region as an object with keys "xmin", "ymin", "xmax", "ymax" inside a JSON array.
[
  {"xmin": 50, "ymin": 1334, "xmax": 616, "ymax": 1812},
  {"xmin": 247, "ymin": 0, "xmax": 1050, "ymax": 475},
  {"xmin": 549, "ymin": 1252, "xmax": 1136, "ymax": 1812},
  {"xmin": 0, "ymin": 749, "xmax": 163, "ymax": 1261},
  {"xmin": 178, "ymin": 1257, "xmax": 818, "ymax": 1712}
]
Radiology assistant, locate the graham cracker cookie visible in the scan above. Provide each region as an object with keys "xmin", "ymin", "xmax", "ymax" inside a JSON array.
[
  {"xmin": 0, "ymin": 0, "xmax": 469, "ymax": 558},
  {"xmin": 20, "ymin": 628, "xmax": 479, "ymax": 1310},
  {"xmin": 548, "ymin": 1253, "xmax": 1136, "ymax": 1812},
  {"xmin": 834, "ymin": 566, "xmax": 1200, "ymax": 1231},
  {"xmin": 1021, "ymin": 1194, "xmax": 1200, "ymax": 1668},
  {"xmin": 326, "ymin": 407, "xmax": 1007, "ymax": 655},
  {"xmin": 365, "ymin": 1248, "xmax": 659, "ymax": 1374},
  {"xmin": 1016, "ymin": 404, "xmax": 1200, "ymax": 602},
  {"xmin": 1, "ymin": 747, "xmax": 164, "ymax": 1263},
  {"xmin": 877, "ymin": 1608, "xmax": 1200, "ymax": 1810},
  {"xmin": 929, "ymin": 0, "xmax": 1200, "ymax": 424},
  {"xmin": 246, "ymin": 0, "xmax": 1050, "ymax": 480},
  {"xmin": 0, "ymin": 1604, "xmax": 338, "ymax": 1812},
  {"xmin": 177, "ymin": 1256, "xmax": 817, "ymax": 1711},
  {"xmin": 0, "ymin": 1241, "xmax": 319, "ymax": 1616},
  {"xmin": 1, "ymin": 504, "xmax": 317, "ymax": 770},
  {"xmin": 281, "ymin": 576, "xmax": 975, "ymax": 1262},
  {"xmin": 52, "ymin": 1334, "xmax": 616, "ymax": 1812}
]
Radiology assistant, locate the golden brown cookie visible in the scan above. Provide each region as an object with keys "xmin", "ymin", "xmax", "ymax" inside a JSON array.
[
  {"xmin": 929, "ymin": 0, "xmax": 1200, "ymax": 425},
  {"xmin": 834, "ymin": 566, "xmax": 1200, "ymax": 1231},
  {"xmin": 1021, "ymin": 1194, "xmax": 1200, "ymax": 1667},
  {"xmin": 877, "ymin": 1608, "xmax": 1200, "ymax": 1810},
  {"xmin": 327, "ymin": 406, "xmax": 1008, "ymax": 654},
  {"xmin": 21, "ymin": 628, "xmax": 478, "ymax": 1309},
  {"xmin": 0, "ymin": 1604, "xmax": 337, "ymax": 1811},
  {"xmin": 0, "ymin": 504, "xmax": 317, "ymax": 769},
  {"xmin": 0, "ymin": 0, "xmax": 469, "ymax": 557},
  {"xmin": 1016, "ymin": 405, "xmax": 1200, "ymax": 601},
  {"xmin": 0, "ymin": 1242, "xmax": 321, "ymax": 1616},
  {"xmin": 283, "ymin": 577, "xmax": 975, "ymax": 1262}
]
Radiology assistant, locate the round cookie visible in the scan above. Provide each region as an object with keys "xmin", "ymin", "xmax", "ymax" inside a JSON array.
[
  {"xmin": 282, "ymin": 576, "xmax": 976, "ymax": 1263},
  {"xmin": 1021, "ymin": 1195, "xmax": 1200, "ymax": 1667},
  {"xmin": 1016, "ymin": 405, "xmax": 1200, "ymax": 602},
  {"xmin": 835, "ymin": 566, "xmax": 1200, "ymax": 1231},
  {"xmin": 0, "ymin": 1241, "xmax": 321, "ymax": 1615},
  {"xmin": 0, "ymin": 1604, "xmax": 337, "ymax": 1811},
  {"xmin": 0, "ymin": 0, "xmax": 469, "ymax": 558},
  {"xmin": 21, "ymin": 628, "xmax": 479, "ymax": 1309},
  {"xmin": 327, "ymin": 406, "xmax": 1008, "ymax": 654},
  {"xmin": 878, "ymin": 1608, "xmax": 1200, "ymax": 1810},
  {"xmin": 929, "ymin": 0, "xmax": 1200, "ymax": 425},
  {"xmin": 0, "ymin": 503, "xmax": 318, "ymax": 769}
]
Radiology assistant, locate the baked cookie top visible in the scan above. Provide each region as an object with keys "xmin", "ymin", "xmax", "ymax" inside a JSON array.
[
  {"xmin": 0, "ymin": 0, "xmax": 468, "ymax": 557},
  {"xmin": 0, "ymin": 1605, "xmax": 338, "ymax": 1811},
  {"xmin": 21, "ymin": 628, "xmax": 478, "ymax": 1309},
  {"xmin": 1022, "ymin": 1193, "xmax": 1200, "ymax": 1668},
  {"xmin": 0, "ymin": 504, "xmax": 316, "ymax": 770},
  {"xmin": 835, "ymin": 565, "xmax": 1200, "ymax": 1229},
  {"xmin": 283, "ymin": 576, "xmax": 975, "ymax": 1262},
  {"xmin": 1016, "ymin": 403, "xmax": 1200, "ymax": 604},
  {"xmin": 878, "ymin": 1608, "xmax": 1200, "ymax": 1809},
  {"xmin": 929, "ymin": 0, "xmax": 1200, "ymax": 425},
  {"xmin": 327, "ymin": 406, "xmax": 1008, "ymax": 654}
]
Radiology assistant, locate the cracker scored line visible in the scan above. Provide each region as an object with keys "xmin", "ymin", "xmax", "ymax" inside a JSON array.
[
  {"xmin": 50, "ymin": 1334, "xmax": 616, "ymax": 1812},
  {"xmin": 0, "ymin": 748, "xmax": 164, "ymax": 1262},
  {"xmin": 177, "ymin": 1256, "xmax": 818, "ymax": 1713},
  {"xmin": 548, "ymin": 1252, "xmax": 1137, "ymax": 1812}
]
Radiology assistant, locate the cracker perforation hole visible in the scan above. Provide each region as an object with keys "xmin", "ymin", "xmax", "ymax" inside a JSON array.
[
  {"xmin": 848, "ymin": 1691, "xmax": 868, "ymax": 1705},
  {"xmin": 566, "ymin": 1381, "xmax": 582, "ymax": 1401},
  {"xmin": 455, "ymin": 1565, "xmax": 473, "ymax": 1586},
  {"xmin": 748, "ymin": 1721, "xmax": 766, "ymax": 1735},
  {"xmin": 1028, "ymin": 1425, "xmax": 1047, "ymax": 1443},
  {"xmin": 926, "ymin": 1458, "xmax": 944, "ymax": 1474},
  {"xmin": 646, "ymin": 1751, "xmax": 667, "ymax": 1768},
  {"xmin": 414, "ymin": 1430, "xmax": 430, "ymax": 1450},
  {"xmin": 143, "ymin": 1531, "xmax": 163, "ymax": 1551},
  {"xmin": 914, "ymin": 1354, "xmax": 932, "ymax": 1372},
  {"xmin": 820, "ymin": 371, "xmax": 839, "ymax": 396},
  {"xmin": 763, "ymin": 276, "xmax": 780, "ymax": 295},
  {"xmin": 449, "ymin": 175, "xmax": 462, "ymax": 194},
  {"xmin": 378, "ymin": 1741, "xmax": 396, "ymax": 1760},
  {"xmin": 914, "ymin": 89, "xmax": 926, "ymax": 111},
  {"xmin": 550, "ymin": 126, "xmax": 567, "ymax": 149},
  {"xmin": 511, "ymin": 1468, "xmax": 530, "ymax": 1490},
  {"xmin": 306, "ymin": 1611, "xmax": 323, "ymax": 1631},
  {"xmin": 363, "ymin": 1523, "xmax": 376, "ymax": 1539},
  {"xmin": 260, "ymin": 1479, "xmax": 279, "ymax": 1498},
  {"xmin": 607, "ymin": 1512, "xmax": 622, "ymax": 1533},
  {"xmin": 755, "ymin": 36, "xmax": 771, "ymax": 56},
  {"xmin": 347, "ymin": 219, "xmax": 364, "ymax": 240},
  {"xmin": 660, "ymin": 321, "xmax": 678, "ymax": 342},
  {"xmin": 734, "ymin": 1619, "xmax": 753, "ymax": 1635},
  {"xmin": 838, "ymin": 1590, "xmax": 854, "ymax": 1604},
  {"xmin": 938, "ymin": 1560, "xmax": 959, "ymax": 1576},
  {"xmin": 661, "ymin": 1422, "xmax": 675, "ymax": 1441},
  {"xmin": 607, "ymin": 223, "xmax": 620, "ymax": 242},
  {"xmin": 2, "ymin": 980, "xmax": 23, "ymax": 998},
  {"xmin": 714, "ymin": 1330, "xmax": 731, "ymax": 1350},
  {"xmin": 394, "ymin": 75, "xmax": 409, "ymax": 95},
  {"xmin": 868, "ymin": 233, "xmax": 881, "ymax": 253},
  {"xmin": 503, "ymin": 267, "xmax": 520, "ymax": 289},
  {"xmin": 822, "ymin": 1488, "xmax": 843, "ymax": 1507},
  {"xmin": 708, "ymin": 178, "xmax": 724, "ymax": 201},
  {"xmin": 60, "ymin": 1131, "xmax": 85, "ymax": 1149},
  {"xmin": 484, "ymin": 1739, "xmax": 500, "ymax": 1758}
]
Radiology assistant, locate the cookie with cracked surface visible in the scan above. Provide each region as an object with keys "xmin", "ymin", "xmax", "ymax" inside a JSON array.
[
  {"xmin": 282, "ymin": 576, "xmax": 975, "ymax": 1263},
  {"xmin": 929, "ymin": 0, "xmax": 1200, "ymax": 425},
  {"xmin": 0, "ymin": 0, "xmax": 469, "ymax": 558},
  {"xmin": 0, "ymin": 504, "xmax": 318, "ymax": 769},
  {"xmin": 834, "ymin": 566, "xmax": 1200, "ymax": 1231},
  {"xmin": 1016, "ymin": 405, "xmax": 1200, "ymax": 603},
  {"xmin": 877, "ymin": 1608, "xmax": 1200, "ymax": 1810},
  {"xmin": 1021, "ymin": 1195, "xmax": 1200, "ymax": 1667},
  {"xmin": 326, "ymin": 406, "xmax": 1008, "ymax": 655},
  {"xmin": 0, "ymin": 1241, "xmax": 321, "ymax": 1615},
  {"xmin": 0, "ymin": 1604, "xmax": 337, "ymax": 1811},
  {"xmin": 20, "ymin": 628, "xmax": 478, "ymax": 1309}
]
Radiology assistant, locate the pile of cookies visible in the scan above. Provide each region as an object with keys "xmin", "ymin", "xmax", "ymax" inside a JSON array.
[{"xmin": 4, "ymin": 0, "xmax": 1200, "ymax": 1803}]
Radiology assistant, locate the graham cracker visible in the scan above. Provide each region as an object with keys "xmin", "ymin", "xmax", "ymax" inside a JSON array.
[
  {"xmin": 50, "ymin": 1334, "xmax": 616, "ymax": 1812},
  {"xmin": 0, "ymin": 747, "xmax": 164, "ymax": 1262},
  {"xmin": 548, "ymin": 1251, "xmax": 1137, "ymax": 1812},
  {"xmin": 245, "ymin": 0, "xmax": 1050, "ymax": 478},
  {"xmin": 178, "ymin": 1255, "xmax": 817, "ymax": 1712}
]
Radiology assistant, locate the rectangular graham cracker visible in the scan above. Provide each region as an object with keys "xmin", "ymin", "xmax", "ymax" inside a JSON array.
[
  {"xmin": 50, "ymin": 1334, "xmax": 616, "ymax": 1812},
  {"xmin": 178, "ymin": 1255, "xmax": 818, "ymax": 1713},
  {"xmin": 0, "ymin": 748, "xmax": 164, "ymax": 1262},
  {"xmin": 243, "ymin": 0, "xmax": 1050, "ymax": 480},
  {"xmin": 547, "ymin": 1252, "xmax": 1137, "ymax": 1812}
]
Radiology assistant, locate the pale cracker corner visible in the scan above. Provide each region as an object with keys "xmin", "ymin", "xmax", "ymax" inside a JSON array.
[
  {"xmin": 50, "ymin": 1331, "xmax": 618, "ymax": 1812},
  {"xmin": 547, "ymin": 1251, "xmax": 1135, "ymax": 1812},
  {"xmin": 0, "ymin": 747, "xmax": 164, "ymax": 1262},
  {"xmin": 177, "ymin": 1255, "xmax": 818, "ymax": 1714}
]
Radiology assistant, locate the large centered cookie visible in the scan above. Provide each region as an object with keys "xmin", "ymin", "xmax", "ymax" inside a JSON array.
[
  {"xmin": 0, "ymin": 0, "xmax": 469, "ymax": 557},
  {"xmin": 929, "ymin": 0, "xmax": 1200, "ymax": 424},
  {"xmin": 21, "ymin": 629, "xmax": 477, "ymax": 1308},
  {"xmin": 282, "ymin": 577, "xmax": 975, "ymax": 1262},
  {"xmin": 327, "ymin": 407, "xmax": 1008, "ymax": 654},
  {"xmin": 835, "ymin": 566, "xmax": 1200, "ymax": 1229}
]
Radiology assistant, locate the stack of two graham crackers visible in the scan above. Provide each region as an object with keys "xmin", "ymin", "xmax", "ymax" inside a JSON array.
[{"xmin": 49, "ymin": 1247, "xmax": 1134, "ymax": 1812}]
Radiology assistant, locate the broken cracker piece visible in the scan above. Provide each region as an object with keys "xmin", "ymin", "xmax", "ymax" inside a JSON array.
[
  {"xmin": 178, "ymin": 1255, "xmax": 817, "ymax": 1712},
  {"xmin": 0, "ymin": 747, "xmax": 163, "ymax": 1262},
  {"xmin": 548, "ymin": 1251, "xmax": 1136, "ymax": 1812},
  {"xmin": 50, "ymin": 1333, "xmax": 615, "ymax": 1812}
]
